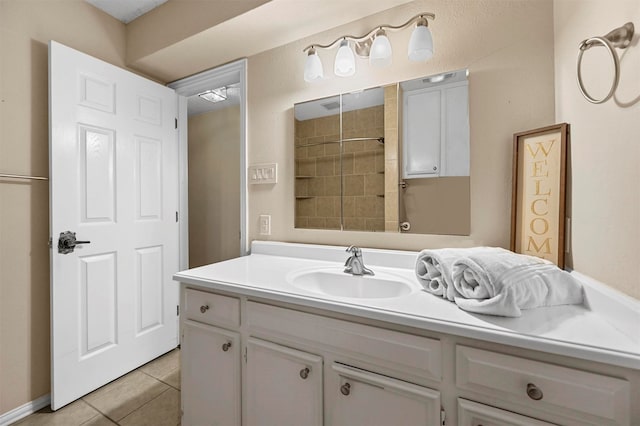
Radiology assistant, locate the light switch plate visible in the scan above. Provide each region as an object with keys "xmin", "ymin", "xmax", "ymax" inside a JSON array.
[
  {"xmin": 259, "ymin": 215, "xmax": 271, "ymax": 235},
  {"xmin": 249, "ymin": 163, "xmax": 277, "ymax": 184}
]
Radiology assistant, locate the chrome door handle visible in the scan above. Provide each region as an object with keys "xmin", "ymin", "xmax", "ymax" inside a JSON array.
[{"xmin": 58, "ymin": 231, "xmax": 91, "ymax": 254}]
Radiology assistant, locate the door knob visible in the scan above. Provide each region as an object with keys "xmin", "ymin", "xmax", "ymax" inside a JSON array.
[{"xmin": 58, "ymin": 231, "xmax": 91, "ymax": 254}]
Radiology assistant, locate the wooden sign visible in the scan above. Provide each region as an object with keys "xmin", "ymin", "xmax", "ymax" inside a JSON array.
[{"xmin": 511, "ymin": 123, "xmax": 568, "ymax": 268}]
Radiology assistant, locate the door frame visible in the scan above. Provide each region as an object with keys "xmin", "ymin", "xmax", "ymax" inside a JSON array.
[{"xmin": 168, "ymin": 59, "xmax": 249, "ymax": 263}]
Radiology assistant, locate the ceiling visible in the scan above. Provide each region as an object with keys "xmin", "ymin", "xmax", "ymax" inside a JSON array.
[
  {"xmin": 85, "ymin": 0, "xmax": 169, "ymax": 23},
  {"xmin": 83, "ymin": 0, "xmax": 416, "ymax": 117}
]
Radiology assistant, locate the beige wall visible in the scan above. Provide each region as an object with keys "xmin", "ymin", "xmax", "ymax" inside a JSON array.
[
  {"xmin": 0, "ymin": 0, "xmax": 127, "ymax": 414},
  {"xmin": 247, "ymin": 1, "xmax": 555, "ymax": 250},
  {"xmin": 188, "ymin": 106, "xmax": 241, "ymax": 267},
  {"xmin": 554, "ymin": 0, "xmax": 640, "ymax": 299}
]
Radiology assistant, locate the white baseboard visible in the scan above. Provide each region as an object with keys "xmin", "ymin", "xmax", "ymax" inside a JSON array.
[{"xmin": 0, "ymin": 394, "xmax": 50, "ymax": 426}]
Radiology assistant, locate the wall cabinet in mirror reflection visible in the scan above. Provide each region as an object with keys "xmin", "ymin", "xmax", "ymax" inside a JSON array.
[{"xmin": 294, "ymin": 69, "xmax": 470, "ymax": 235}]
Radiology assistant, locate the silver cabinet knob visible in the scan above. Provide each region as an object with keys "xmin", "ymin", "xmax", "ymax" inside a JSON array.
[
  {"xmin": 526, "ymin": 383, "xmax": 543, "ymax": 400},
  {"xmin": 222, "ymin": 341, "xmax": 232, "ymax": 352},
  {"xmin": 299, "ymin": 367, "xmax": 310, "ymax": 379},
  {"xmin": 340, "ymin": 382, "xmax": 351, "ymax": 396},
  {"xmin": 200, "ymin": 305, "xmax": 209, "ymax": 314}
]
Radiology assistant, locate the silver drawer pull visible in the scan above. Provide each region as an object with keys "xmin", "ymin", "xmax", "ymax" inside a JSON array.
[
  {"xmin": 299, "ymin": 367, "xmax": 310, "ymax": 379},
  {"xmin": 340, "ymin": 382, "xmax": 351, "ymax": 396},
  {"xmin": 222, "ymin": 341, "xmax": 232, "ymax": 352},
  {"xmin": 526, "ymin": 383, "xmax": 543, "ymax": 400},
  {"xmin": 200, "ymin": 305, "xmax": 209, "ymax": 314}
]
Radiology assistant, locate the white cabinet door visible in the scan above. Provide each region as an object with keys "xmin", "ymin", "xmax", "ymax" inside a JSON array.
[
  {"xmin": 181, "ymin": 321, "xmax": 240, "ymax": 426},
  {"xmin": 245, "ymin": 337, "xmax": 323, "ymax": 426},
  {"xmin": 327, "ymin": 363, "xmax": 441, "ymax": 426},
  {"xmin": 458, "ymin": 399, "xmax": 555, "ymax": 426},
  {"xmin": 403, "ymin": 89, "xmax": 441, "ymax": 178}
]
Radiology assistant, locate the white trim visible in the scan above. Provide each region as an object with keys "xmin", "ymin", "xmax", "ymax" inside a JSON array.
[
  {"xmin": 0, "ymin": 394, "xmax": 50, "ymax": 426},
  {"xmin": 176, "ymin": 95, "xmax": 189, "ymax": 271},
  {"xmin": 168, "ymin": 59, "xmax": 249, "ymax": 256}
]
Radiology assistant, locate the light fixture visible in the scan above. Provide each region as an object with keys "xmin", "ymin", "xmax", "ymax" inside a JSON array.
[
  {"xmin": 334, "ymin": 39, "xmax": 356, "ymax": 77},
  {"xmin": 198, "ymin": 87, "xmax": 227, "ymax": 103},
  {"xmin": 304, "ymin": 47, "xmax": 324, "ymax": 82},
  {"xmin": 369, "ymin": 29, "xmax": 392, "ymax": 67},
  {"xmin": 408, "ymin": 17, "xmax": 433, "ymax": 61},
  {"xmin": 302, "ymin": 12, "xmax": 435, "ymax": 81}
]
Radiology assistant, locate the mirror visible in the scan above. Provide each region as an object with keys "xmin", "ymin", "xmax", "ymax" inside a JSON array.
[{"xmin": 294, "ymin": 69, "xmax": 470, "ymax": 235}]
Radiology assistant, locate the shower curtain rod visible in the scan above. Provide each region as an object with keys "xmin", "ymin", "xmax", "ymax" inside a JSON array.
[
  {"xmin": 0, "ymin": 173, "xmax": 49, "ymax": 181},
  {"xmin": 295, "ymin": 136, "xmax": 384, "ymax": 148}
]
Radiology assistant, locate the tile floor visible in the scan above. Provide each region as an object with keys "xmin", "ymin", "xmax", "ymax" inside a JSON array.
[{"xmin": 15, "ymin": 349, "xmax": 181, "ymax": 426}]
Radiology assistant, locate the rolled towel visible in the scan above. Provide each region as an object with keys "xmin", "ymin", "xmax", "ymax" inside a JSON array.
[
  {"xmin": 415, "ymin": 247, "xmax": 505, "ymax": 301},
  {"xmin": 452, "ymin": 251, "xmax": 583, "ymax": 317}
]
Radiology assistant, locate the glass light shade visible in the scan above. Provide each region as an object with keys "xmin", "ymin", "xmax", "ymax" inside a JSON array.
[
  {"xmin": 369, "ymin": 32, "xmax": 392, "ymax": 67},
  {"xmin": 304, "ymin": 50, "xmax": 323, "ymax": 82},
  {"xmin": 334, "ymin": 40, "xmax": 355, "ymax": 77},
  {"xmin": 408, "ymin": 24, "xmax": 434, "ymax": 61}
]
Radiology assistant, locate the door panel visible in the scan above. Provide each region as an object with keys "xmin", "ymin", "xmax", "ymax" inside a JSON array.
[
  {"xmin": 182, "ymin": 321, "xmax": 241, "ymax": 426},
  {"xmin": 245, "ymin": 337, "xmax": 323, "ymax": 426},
  {"xmin": 135, "ymin": 246, "xmax": 163, "ymax": 335},
  {"xmin": 49, "ymin": 40, "xmax": 179, "ymax": 409},
  {"xmin": 79, "ymin": 253, "xmax": 117, "ymax": 357},
  {"xmin": 136, "ymin": 136, "xmax": 163, "ymax": 219}
]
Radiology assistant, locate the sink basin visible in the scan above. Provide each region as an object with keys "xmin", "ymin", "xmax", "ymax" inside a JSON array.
[{"xmin": 286, "ymin": 267, "xmax": 414, "ymax": 299}]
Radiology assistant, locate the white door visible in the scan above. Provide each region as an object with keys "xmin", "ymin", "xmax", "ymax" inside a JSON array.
[{"xmin": 49, "ymin": 41, "xmax": 180, "ymax": 409}]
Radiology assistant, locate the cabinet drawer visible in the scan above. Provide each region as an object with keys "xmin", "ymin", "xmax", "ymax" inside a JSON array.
[
  {"xmin": 458, "ymin": 398, "xmax": 554, "ymax": 426},
  {"xmin": 456, "ymin": 346, "xmax": 630, "ymax": 425},
  {"xmin": 247, "ymin": 301, "xmax": 442, "ymax": 382},
  {"xmin": 184, "ymin": 288, "xmax": 240, "ymax": 328}
]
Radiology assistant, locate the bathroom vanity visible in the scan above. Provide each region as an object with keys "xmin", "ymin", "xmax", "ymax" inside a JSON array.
[{"xmin": 174, "ymin": 242, "xmax": 639, "ymax": 426}]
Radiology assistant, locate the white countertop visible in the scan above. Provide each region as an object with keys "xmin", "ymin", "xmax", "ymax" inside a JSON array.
[{"xmin": 174, "ymin": 241, "xmax": 640, "ymax": 370}]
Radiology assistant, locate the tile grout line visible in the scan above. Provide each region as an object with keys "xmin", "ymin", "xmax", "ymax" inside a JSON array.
[
  {"xmin": 81, "ymin": 397, "xmax": 116, "ymax": 424},
  {"xmin": 138, "ymin": 369, "xmax": 181, "ymax": 391},
  {"xmin": 81, "ymin": 375, "xmax": 171, "ymax": 425},
  {"xmin": 77, "ymin": 411, "xmax": 114, "ymax": 426},
  {"xmin": 116, "ymin": 387, "xmax": 174, "ymax": 425}
]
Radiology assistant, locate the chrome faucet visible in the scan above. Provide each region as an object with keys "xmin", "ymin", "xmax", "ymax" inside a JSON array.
[{"xmin": 344, "ymin": 245, "xmax": 374, "ymax": 276}]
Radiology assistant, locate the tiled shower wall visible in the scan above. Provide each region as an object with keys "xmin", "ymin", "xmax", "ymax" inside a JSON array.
[{"xmin": 295, "ymin": 105, "xmax": 385, "ymax": 231}]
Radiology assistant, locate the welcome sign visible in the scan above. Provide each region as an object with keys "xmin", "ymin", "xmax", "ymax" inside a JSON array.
[{"xmin": 511, "ymin": 124, "xmax": 568, "ymax": 268}]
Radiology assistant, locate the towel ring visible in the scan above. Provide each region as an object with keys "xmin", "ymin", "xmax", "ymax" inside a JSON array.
[{"xmin": 577, "ymin": 22, "xmax": 634, "ymax": 104}]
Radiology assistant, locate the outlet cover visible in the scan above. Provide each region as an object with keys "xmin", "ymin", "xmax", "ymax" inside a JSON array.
[{"xmin": 259, "ymin": 215, "xmax": 271, "ymax": 235}]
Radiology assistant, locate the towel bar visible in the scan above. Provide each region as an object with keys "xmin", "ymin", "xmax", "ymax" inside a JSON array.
[{"xmin": 0, "ymin": 173, "xmax": 48, "ymax": 181}]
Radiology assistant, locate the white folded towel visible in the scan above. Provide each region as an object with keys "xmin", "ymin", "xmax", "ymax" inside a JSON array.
[
  {"xmin": 452, "ymin": 251, "xmax": 584, "ymax": 317},
  {"xmin": 415, "ymin": 247, "xmax": 505, "ymax": 301}
]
